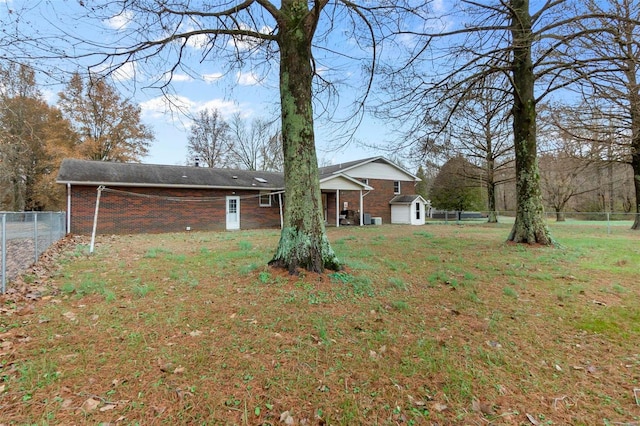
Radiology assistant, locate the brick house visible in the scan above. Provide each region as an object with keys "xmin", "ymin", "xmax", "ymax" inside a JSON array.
[
  {"xmin": 319, "ymin": 157, "xmax": 425, "ymax": 226},
  {"xmin": 57, "ymin": 156, "xmax": 423, "ymax": 235},
  {"xmin": 57, "ymin": 159, "xmax": 287, "ymax": 234}
]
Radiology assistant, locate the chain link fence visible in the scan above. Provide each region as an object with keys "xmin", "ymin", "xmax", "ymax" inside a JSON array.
[
  {"xmin": 1, "ymin": 212, "xmax": 67, "ymax": 294},
  {"xmin": 428, "ymin": 210, "xmax": 638, "ymax": 234}
]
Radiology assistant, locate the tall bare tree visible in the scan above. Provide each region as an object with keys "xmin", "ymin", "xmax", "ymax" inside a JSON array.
[
  {"xmin": 539, "ymin": 153, "xmax": 597, "ymax": 221},
  {"xmin": 0, "ymin": 1, "xmax": 432, "ymax": 272},
  {"xmin": 228, "ymin": 113, "xmax": 283, "ymax": 172},
  {"xmin": 566, "ymin": 0, "xmax": 640, "ymax": 228},
  {"xmin": 58, "ymin": 73, "xmax": 153, "ymax": 162},
  {"xmin": 452, "ymin": 75, "xmax": 514, "ymax": 223},
  {"xmin": 381, "ymin": 0, "xmax": 640, "ymax": 244},
  {"xmin": 187, "ymin": 108, "xmax": 230, "ymax": 168}
]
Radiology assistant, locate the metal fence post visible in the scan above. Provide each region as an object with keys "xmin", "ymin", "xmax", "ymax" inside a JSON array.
[
  {"xmin": 50, "ymin": 212, "xmax": 54, "ymax": 254},
  {"xmin": 90, "ymin": 186, "xmax": 105, "ymax": 254},
  {"xmin": 1, "ymin": 214, "xmax": 6, "ymax": 294},
  {"xmin": 34, "ymin": 212, "xmax": 39, "ymax": 263}
]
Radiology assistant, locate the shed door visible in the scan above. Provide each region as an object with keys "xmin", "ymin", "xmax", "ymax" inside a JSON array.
[{"xmin": 226, "ymin": 196, "xmax": 240, "ymax": 230}]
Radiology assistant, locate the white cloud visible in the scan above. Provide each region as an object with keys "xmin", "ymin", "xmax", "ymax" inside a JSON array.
[
  {"xmin": 140, "ymin": 94, "xmax": 196, "ymax": 120},
  {"xmin": 203, "ymin": 73, "xmax": 224, "ymax": 83},
  {"xmin": 104, "ymin": 10, "xmax": 134, "ymax": 30},
  {"xmin": 198, "ymin": 99, "xmax": 244, "ymax": 118},
  {"xmin": 315, "ymin": 66, "xmax": 329, "ymax": 76},
  {"xmin": 169, "ymin": 73, "xmax": 192, "ymax": 82},
  {"xmin": 432, "ymin": 0, "xmax": 446, "ymax": 13},
  {"xmin": 186, "ymin": 33, "xmax": 210, "ymax": 49},
  {"xmin": 88, "ymin": 60, "xmax": 136, "ymax": 82},
  {"xmin": 260, "ymin": 25, "xmax": 274, "ymax": 35},
  {"xmin": 236, "ymin": 71, "xmax": 260, "ymax": 86},
  {"xmin": 42, "ymin": 88, "xmax": 58, "ymax": 105},
  {"xmin": 141, "ymin": 95, "xmax": 246, "ymax": 123},
  {"xmin": 111, "ymin": 62, "xmax": 136, "ymax": 82}
]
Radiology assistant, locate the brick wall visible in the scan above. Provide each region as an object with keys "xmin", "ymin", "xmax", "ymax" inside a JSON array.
[
  {"xmin": 326, "ymin": 179, "xmax": 416, "ymax": 225},
  {"xmin": 69, "ymin": 185, "xmax": 282, "ymax": 234}
]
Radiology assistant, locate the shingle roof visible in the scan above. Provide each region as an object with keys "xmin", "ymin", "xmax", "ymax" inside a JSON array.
[
  {"xmin": 57, "ymin": 159, "xmax": 284, "ymax": 190},
  {"xmin": 318, "ymin": 156, "xmax": 419, "ymax": 181},
  {"xmin": 318, "ymin": 157, "xmax": 380, "ymax": 177},
  {"xmin": 389, "ymin": 194, "xmax": 425, "ymax": 204}
]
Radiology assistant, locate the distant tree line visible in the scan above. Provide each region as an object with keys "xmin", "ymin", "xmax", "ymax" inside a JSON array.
[
  {"xmin": 0, "ymin": 64, "xmax": 153, "ymax": 211},
  {"xmin": 0, "ymin": 63, "xmax": 283, "ymax": 212},
  {"xmin": 186, "ymin": 109, "xmax": 283, "ymax": 172}
]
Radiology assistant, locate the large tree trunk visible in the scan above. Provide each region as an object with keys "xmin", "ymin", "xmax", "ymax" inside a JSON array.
[
  {"xmin": 628, "ymin": 64, "xmax": 640, "ymax": 229},
  {"xmin": 631, "ymin": 140, "xmax": 640, "ymax": 230},
  {"xmin": 486, "ymin": 156, "xmax": 498, "ymax": 223},
  {"xmin": 507, "ymin": 0, "xmax": 553, "ymax": 244},
  {"xmin": 269, "ymin": 0, "xmax": 341, "ymax": 273}
]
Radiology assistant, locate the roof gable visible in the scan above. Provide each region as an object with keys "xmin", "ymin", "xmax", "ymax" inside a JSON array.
[
  {"xmin": 319, "ymin": 157, "xmax": 419, "ymax": 182},
  {"xmin": 320, "ymin": 173, "xmax": 373, "ymax": 191},
  {"xmin": 389, "ymin": 194, "xmax": 428, "ymax": 204}
]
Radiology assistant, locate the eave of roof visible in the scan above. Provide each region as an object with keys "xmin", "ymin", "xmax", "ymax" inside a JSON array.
[
  {"xmin": 319, "ymin": 173, "xmax": 373, "ymax": 190},
  {"xmin": 319, "ymin": 156, "xmax": 420, "ymax": 181},
  {"xmin": 389, "ymin": 194, "xmax": 427, "ymax": 204},
  {"xmin": 57, "ymin": 181, "xmax": 285, "ymax": 191},
  {"xmin": 56, "ymin": 158, "xmax": 285, "ymax": 190}
]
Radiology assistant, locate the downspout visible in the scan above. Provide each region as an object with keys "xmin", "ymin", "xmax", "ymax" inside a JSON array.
[
  {"xmin": 359, "ymin": 190, "xmax": 363, "ymax": 226},
  {"xmin": 361, "ymin": 190, "xmax": 371, "ymax": 225},
  {"xmin": 66, "ymin": 183, "xmax": 71, "ymax": 234},
  {"xmin": 278, "ymin": 193, "xmax": 283, "ymax": 229},
  {"xmin": 336, "ymin": 189, "xmax": 340, "ymax": 228}
]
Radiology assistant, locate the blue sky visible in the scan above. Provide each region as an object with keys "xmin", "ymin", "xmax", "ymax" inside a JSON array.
[{"xmin": 1, "ymin": 0, "xmax": 414, "ymax": 168}]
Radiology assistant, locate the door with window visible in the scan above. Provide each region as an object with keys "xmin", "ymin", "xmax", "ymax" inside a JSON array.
[{"xmin": 226, "ymin": 196, "xmax": 240, "ymax": 230}]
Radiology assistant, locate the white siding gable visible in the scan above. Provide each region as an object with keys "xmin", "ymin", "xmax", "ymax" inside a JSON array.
[
  {"xmin": 346, "ymin": 162, "xmax": 416, "ymax": 181},
  {"xmin": 320, "ymin": 175, "xmax": 371, "ymax": 190}
]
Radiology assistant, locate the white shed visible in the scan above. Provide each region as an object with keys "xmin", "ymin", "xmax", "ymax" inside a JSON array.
[{"xmin": 389, "ymin": 195, "xmax": 428, "ymax": 225}]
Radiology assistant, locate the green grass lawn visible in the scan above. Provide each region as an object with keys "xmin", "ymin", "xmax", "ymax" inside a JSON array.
[{"xmin": 1, "ymin": 222, "xmax": 639, "ymax": 425}]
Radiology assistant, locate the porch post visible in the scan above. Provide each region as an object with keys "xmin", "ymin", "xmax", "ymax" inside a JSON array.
[
  {"xmin": 359, "ymin": 190, "xmax": 364, "ymax": 226},
  {"xmin": 278, "ymin": 193, "xmax": 283, "ymax": 229},
  {"xmin": 336, "ymin": 189, "xmax": 340, "ymax": 228}
]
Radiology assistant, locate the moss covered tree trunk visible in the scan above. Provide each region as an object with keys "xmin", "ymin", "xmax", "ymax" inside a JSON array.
[
  {"xmin": 629, "ymin": 69, "xmax": 640, "ymax": 229},
  {"xmin": 269, "ymin": 0, "xmax": 340, "ymax": 273},
  {"xmin": 631, "ymin": 139, "xmax": 640, "ymax": 230},
  {"xmin": 507, "ymin": 0, "xmax": 553, "ymax": 244}
]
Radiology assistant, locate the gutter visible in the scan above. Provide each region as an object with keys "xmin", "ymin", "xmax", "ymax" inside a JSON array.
[{"xmin": 57, "ymin": 181, "xmax": 285, "ymax": 191}]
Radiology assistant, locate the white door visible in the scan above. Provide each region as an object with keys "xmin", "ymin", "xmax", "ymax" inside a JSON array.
[{"xmin": 226, "ymin": 196, "xmax": 240, "ymax": 230}]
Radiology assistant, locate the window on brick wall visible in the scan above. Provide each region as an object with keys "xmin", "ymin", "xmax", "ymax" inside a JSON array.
[
  {"xmin": 259, "ymin": 191, "xmax": 271, "ymax": 207},
  {"xmin": 393, "ymin": 181, "xmax": 400, "ymax": 194}
]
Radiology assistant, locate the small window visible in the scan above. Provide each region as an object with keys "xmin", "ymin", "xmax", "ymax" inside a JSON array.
[
  {"xmin": 393, "ymin": 181, "xmax": 400, "ymax": 194},
  {"xmin": 416, "ymin": 202, "xmax": 421, "ymax": 220},
  {"xmin": 361, "ymin": 178, "xmax": 369, "ymax": 185},
  {"xmin": 259, "ymin": 191, "xmax": 271, "ymax": 207}
]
